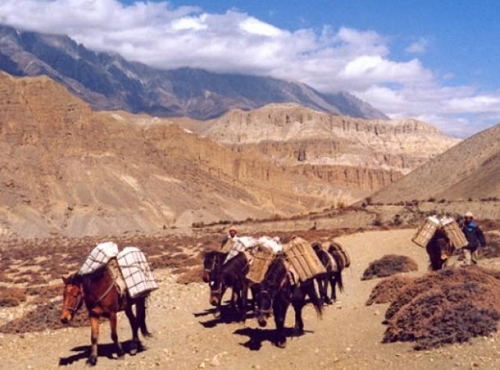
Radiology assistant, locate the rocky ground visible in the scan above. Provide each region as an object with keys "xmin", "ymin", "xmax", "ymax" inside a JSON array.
[{"xmin": 1, "ymin": 229, "xmax": 500, "ymax": 370}]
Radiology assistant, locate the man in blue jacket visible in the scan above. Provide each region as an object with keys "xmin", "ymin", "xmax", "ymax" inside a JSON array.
[{"xmin": 461, "ymin": 211, "xmax": 486, "ymax": 265}]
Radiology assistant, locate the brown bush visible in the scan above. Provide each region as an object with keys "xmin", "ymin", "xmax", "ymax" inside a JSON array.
[
  {"xmin": 366, "ymin": 275, "xmax": 413, "ymax": 306},
  {"xmin": 0, "ymin": 300, "xmax": 88, "ymax": 334},
  {"xmin": 0, "ymin": 287, "xmax": 27, "ymax": 307},
  {"xmin": 383, "ymin": 267, "xmax": 500, "ymax": 350},
  {"xmin": 177, "ymin": 266, "xmax": 204, "ymax": 284},
  {"xmin": 361, "ymin": 255, "xmax": 418, "ymax": 281},
  {"xmin": 481, "ymin": 233, "xmax": 500, "ymax": 259}
]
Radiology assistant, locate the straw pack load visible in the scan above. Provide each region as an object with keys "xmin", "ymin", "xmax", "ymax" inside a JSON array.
[
  {"xmin": 441, "ymin": 217, "xmax": 469, "ymax": 248},
  {"xmin": 247, "ymin": 245, "xmax": 276, "ymax": 284},
  {"xmin": 284, "ymin": 237, "xmax": 326, "ymax": 281},
  {"xmin": 412, "ymin": 216, "xmax": 441, "ymax": 248}
]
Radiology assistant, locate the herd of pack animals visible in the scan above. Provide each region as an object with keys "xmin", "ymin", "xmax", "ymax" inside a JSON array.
[
  {"xmin": 60, "ymin": 230, "xmax": 462, "ymax": 366},
  {"xmin": 60, "ymin": 236, "xmax": 352, "ymax": 366}
]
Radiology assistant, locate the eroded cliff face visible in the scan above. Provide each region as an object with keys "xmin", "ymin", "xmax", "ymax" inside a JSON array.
[
  {"xmin": 0, "ymin": 73, "xmax": 358, "ymax": 238},
  {"xmin": 202, "ymin": 104, "xmax": 459, "ymax": 191}
]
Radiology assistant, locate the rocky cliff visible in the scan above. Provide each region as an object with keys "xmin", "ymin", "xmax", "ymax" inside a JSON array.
[{"xmin": 194, "ymin": 104, "xmax": 460, "ymax": 191}]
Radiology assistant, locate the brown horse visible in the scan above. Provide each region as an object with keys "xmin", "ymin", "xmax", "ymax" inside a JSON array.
[{"xmin": 61, "ymin": 267, "xmax": 151, "ymax": 366}]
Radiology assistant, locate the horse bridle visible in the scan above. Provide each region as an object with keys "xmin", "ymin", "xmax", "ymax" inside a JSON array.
[
  {"xmin": 63, "ymin": 290, "xmax": 83, "ymax": 314},
  {"xmin": 204, "ymin": 255, "xmax": 220, "ymax": 277},
  {"xmin": 257, "ymin": 289, "xmax": 273, "ymax": 316}
]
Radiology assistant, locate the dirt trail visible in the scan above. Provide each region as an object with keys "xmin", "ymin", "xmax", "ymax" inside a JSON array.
[{"xmin": 1, "ymin": 229, "xmax": 500, "ymax": 370}]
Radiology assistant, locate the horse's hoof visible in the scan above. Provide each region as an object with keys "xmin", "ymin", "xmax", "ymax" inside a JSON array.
[
  {"xmin": 142, "ymin": 331, "xmax": 153, "ymax": 339},
  {"xmin": 86, "ymin": 356, "xmax": 97, "ymax": 366},
  {"xmin": 294, "ymin": 327, "xmax": 305, "ymax": 336},
  {"xmin": 276, "ymin": 340, "xmax": 287, "ymax": 349}
]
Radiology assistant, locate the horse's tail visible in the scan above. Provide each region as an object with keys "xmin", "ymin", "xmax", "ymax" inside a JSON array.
[
  {"xmin": 330, "ymin": 251, "xmax": 345, "ymax": 293},
  {"xmin": 305, "ymin": 279, "xmax": 323, "ymax": 319}
]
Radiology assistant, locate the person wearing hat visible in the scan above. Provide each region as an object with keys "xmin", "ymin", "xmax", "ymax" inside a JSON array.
[
  {"xmin": 220, "ymin": 225, "xmax": 238, "ymax": 250},
  {"xmin": 461, "ymin": 211, "xmax": 486, "ymax": 265}
]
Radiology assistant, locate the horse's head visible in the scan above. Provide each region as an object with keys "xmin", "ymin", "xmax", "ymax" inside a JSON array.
[
  {"xmin": 60, "ymin": 274, "xmax": 84, "ymax": 324},
  {"xmin": 255, "ymin": 257, "xmax": 287, "ymax": 327},
  {"xmin": 255, "ymin": 288, "xmax": 273, "ymax": 327},
  {"xmin": 209, "ymin": 276, "xmax": 224, "ymax": 306},
  {"xmin": 203, "ymin": 251, "xmax": 225, "ymax": 283}
]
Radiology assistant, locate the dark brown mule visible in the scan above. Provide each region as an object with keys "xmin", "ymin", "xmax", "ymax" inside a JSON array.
[
  {"xmin": 209, "ymin": 252, "xmax": 250, "ymax": 321},
  {"xmin": 61, "ymin": 268, "xmax": 151, "ymax": 366},
  {"xmin": 312, "ymin": 242, "xmax": 344, "ymax": 304},
  {"xmin": 255, "ymin": 256, "xmax": 323, "ymax": 348},
  {"xmin": 426, "ymin": 228, "xmax": 453, "ymax": 271}
]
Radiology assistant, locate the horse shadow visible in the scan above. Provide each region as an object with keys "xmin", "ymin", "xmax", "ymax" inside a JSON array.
[
  {"xmin": 194, "ymin": 303, "xmax": 255, "ymax": 328},
  {"xmin": 233, "ymin": 327, "xmax": 313, "ymax": 351},
  {"xmin": 58, "ymin": 340, "xmax": 146, "ymax": 366}
]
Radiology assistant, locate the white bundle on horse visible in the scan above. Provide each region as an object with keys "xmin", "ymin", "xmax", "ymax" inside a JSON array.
[
  {"xmin": 258, "ymin": 236, "xmax": 283, "ymax": 252},
  {"xmin": 79, "ymin": 242, "xmax": 119, "ymax": 275}
]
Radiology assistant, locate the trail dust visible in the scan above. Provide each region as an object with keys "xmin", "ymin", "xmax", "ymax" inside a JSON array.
[{"xmin": 1, "ymin": 229, "xmax": 500, "ymax": 370}]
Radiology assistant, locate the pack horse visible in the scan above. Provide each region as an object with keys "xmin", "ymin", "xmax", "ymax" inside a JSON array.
[{"xmin": 60, "ymin": 243, "xmax": 158, "ymax": 366}]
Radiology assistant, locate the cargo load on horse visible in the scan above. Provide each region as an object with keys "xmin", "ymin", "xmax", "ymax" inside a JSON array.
[
  {"xmin": 413, "ymin": 216, "xmax": 468, "ymax": 270},
  {"xmin": 79, "ymin": 242, "xmax": 158, "ymax": 298}
]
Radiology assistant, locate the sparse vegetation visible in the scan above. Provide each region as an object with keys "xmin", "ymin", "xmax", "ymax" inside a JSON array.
[
  {"xmin": 361, "ymin": 254, "xmax": 418, "ymax": 281},
  {"xmin": 366, "ymin": 275, "xmax": 413, "ymax": 306},
  {"xmin": 0, "ymin": 287, "xmax": 27, "ymax": 307},
  {"xmin": 383, "ymin": 267, "xmax": 500, "ymax": 350}
]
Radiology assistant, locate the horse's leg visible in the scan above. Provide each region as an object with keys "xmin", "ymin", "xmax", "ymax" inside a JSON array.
[
  {"xmin": 124, "ymin": 305, "xmax": 140, "ymax": 355},
  {"xmin": 238, "ymin": 280, "xmax": 249, "ymax": 322},
  {"xmin": 273, "ymin": 296, "xmax": 289, "ymax": 348},
  {"xmin": 323, "ymin": 274, "xmax": 334, "ymax": 305},
  {"xmin": 330, "ymin": 274, "xmax": 337, "ymax": 302},
  {"xmin": 292, "ymin": 287, "xmax": 305, "ymax": 334},
  {"xmin": 137, "ymin": 297, "xmax": 152, "ymax": 338},
  {"xmin": 110, "ymin": 311, "xmax": 125, "ymax": 359},
  {"xmin": 87, "ymin": 314, "xmax": 100, "ymax": 366},
  {"xmin": 213, "ymin": 285, "xmax": 227, "ymax": 320}
]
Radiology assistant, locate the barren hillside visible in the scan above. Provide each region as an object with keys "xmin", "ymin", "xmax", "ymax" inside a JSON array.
[
  {"xmin": 371, "ymin": 122, "xmax": 500, "ymax": 203},
  {"xmin": 0, "ymin": 72, "xmax": 358, "ymax": 238}
]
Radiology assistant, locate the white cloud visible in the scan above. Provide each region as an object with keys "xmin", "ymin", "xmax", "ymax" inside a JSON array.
[
  {"xmin": 405, "ymin": 38, "xmax": 428, "ymax": 54},
  {"xmin": 0, "ymin": 0, "xmax": 497, "ymax": 137}
]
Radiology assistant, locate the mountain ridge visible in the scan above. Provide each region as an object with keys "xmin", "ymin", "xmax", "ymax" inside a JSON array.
[
  {"xmin": 370, "ymin": 122, "xmax": 500, "ymax": 203},
  {"xmin": 0, "ymin": 24, "xmax": 387, "ymax": 121}
]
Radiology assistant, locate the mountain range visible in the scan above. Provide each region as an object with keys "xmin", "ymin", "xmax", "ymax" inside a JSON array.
[{"xmin": 0, "ymin": 24, "xmax": 387, "ymax": 121}]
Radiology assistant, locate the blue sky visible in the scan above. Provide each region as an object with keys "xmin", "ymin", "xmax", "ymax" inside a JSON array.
[{"xmin": 1, "ymin": 0, "xmax": 499, "ymax": 137}]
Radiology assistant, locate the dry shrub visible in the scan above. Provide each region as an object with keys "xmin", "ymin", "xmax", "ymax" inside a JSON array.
[
  {"xmin": 481, "ymin": 233, "xmax": 500, "ymax": 259},
  {"xmin": 362, "ymin": 255, "xmax": 418, "ymax": 281},
  {"xmin": 366, "ymin": 275, "xmax": 413, "ymax": 306},
  {"xmin": 177, "ymin": 266, "xmax": 204, "ymax": 285},
  {"xmin": 383, "ymin": 267, "xmax": 500, "ymax": 350},
  {"xmin": 0, "ymin": 287, "xmax": 27, "ymax": 307},
  {"xmin": 24, "ymin": 284, "xmax": 62, "ymax": 299},
  {"xmin": 0, "ymin": 300, "xmax": 88, "ymax": 334},
  {"xmin": 0, "ymin": 273, "xmax": 14, "ymax": 283}
]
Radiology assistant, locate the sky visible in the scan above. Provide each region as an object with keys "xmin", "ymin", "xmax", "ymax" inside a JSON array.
[{"xmin": 0, "ymin": 0, "xmax": 499, "ymax": 137}]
